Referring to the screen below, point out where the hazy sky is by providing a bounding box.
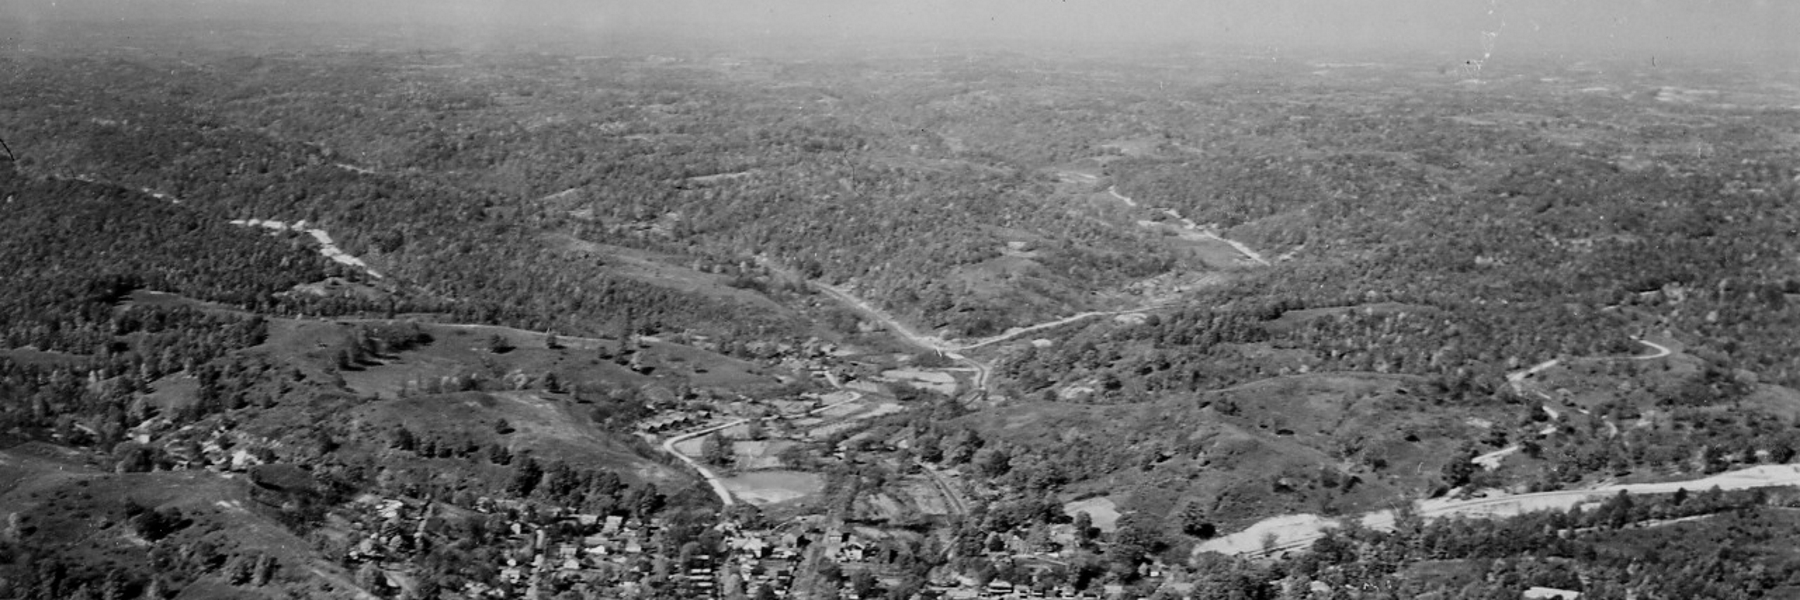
[3,0,1794,62]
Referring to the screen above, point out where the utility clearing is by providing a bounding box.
[230,218,384,278]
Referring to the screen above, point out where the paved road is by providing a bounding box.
[1201,337,1700,557]
[659,419,748,506]
[658,392,869,507]
[1201,464,1800,557]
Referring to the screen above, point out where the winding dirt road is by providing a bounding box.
[1506,338,1672,399]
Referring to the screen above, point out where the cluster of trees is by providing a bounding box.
[382,421,678,519]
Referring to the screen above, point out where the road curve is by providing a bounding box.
[1631,338,1673,360]
[1507,338,1671,399]
[659,392,869,507]
[660,419,748,506]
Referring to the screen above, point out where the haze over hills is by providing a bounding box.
[1,3,1799,600]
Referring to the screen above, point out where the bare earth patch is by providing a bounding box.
[719,470,825,506]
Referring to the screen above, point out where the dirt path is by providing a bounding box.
[1105,186,1270,266]
[918,461,968,516]
[1506,338,1672,399]
[1632,338,1673,360]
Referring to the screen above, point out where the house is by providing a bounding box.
[376,500,405,521]
[603,515,625,534]
[731,536,770,558]
[838,541,867,563]
[1522,588,1582,600]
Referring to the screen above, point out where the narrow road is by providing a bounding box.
[659,391,869,507]
[917,461,968,516]
[1106,186,1139,207]
[1631,338,1673,360]
[1506,338,1671,400]
[660,419,748,506]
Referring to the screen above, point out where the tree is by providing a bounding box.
[1108,512,1165,579]
[509,457,544,497]
[701,434,733,468]
[1180,502,1216,539]
[974,446,1012,478]
[391,426,418,451]
[1443,442,1478,488]
[487,333,514,354]
[850,571,878,598]
[1073,511,1096,541]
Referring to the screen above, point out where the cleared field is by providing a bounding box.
[733,440,797,470]
[352,390,690,486]
[1062,496,1122,533]
[719,470,824,506]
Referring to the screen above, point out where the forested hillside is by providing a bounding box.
[1,21,1798,600]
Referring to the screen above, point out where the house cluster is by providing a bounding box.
[636,410,706,434]
[478,505,686,598]
[714,520,848,599]
[934,580,1106,600]
[931,563,1183,600]
[342,497,434,565]
[153,424,278,473]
